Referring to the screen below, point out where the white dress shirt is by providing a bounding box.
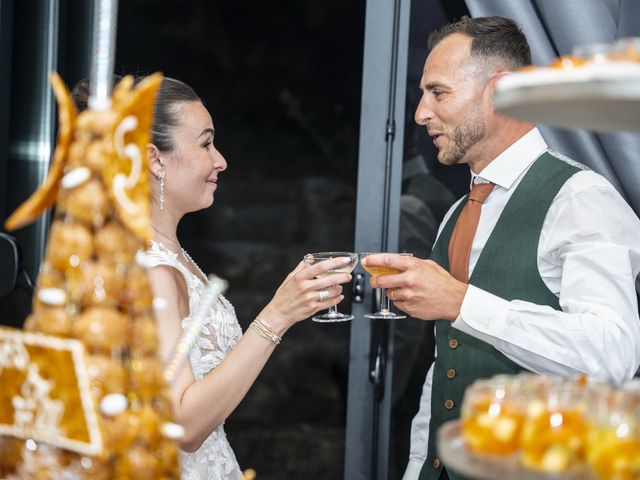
[403,128,640,480]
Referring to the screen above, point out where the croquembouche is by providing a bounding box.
[0,72,182,479]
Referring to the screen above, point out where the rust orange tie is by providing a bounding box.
[448,181,494,283]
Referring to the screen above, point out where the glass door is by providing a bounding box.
[344,1,411,478]
[345,1,470,479]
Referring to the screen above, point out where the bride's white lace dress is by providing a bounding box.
[146,240,244,480]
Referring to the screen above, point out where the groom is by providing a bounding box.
[363,15,640,480]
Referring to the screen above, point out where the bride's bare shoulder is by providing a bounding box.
[148,264,190,323]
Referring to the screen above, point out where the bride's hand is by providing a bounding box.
[259,257,353,332]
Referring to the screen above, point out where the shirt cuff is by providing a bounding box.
[402,459,425,480]
[452,284,511,336]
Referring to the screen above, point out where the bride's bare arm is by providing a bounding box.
[150,257,352,452]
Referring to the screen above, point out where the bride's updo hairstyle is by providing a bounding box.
[71,75,201,153]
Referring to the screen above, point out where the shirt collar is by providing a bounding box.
[470,128,548,190]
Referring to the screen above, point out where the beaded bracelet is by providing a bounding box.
[249,318,282,345]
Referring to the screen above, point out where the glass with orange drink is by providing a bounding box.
[586,384,640,480]
[519,379,590,473]
[360,252,412,319]
[461,375,526,456]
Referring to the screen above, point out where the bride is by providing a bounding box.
[74,77,352,479]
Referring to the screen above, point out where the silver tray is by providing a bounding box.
[437,421,594,480]
[493,73,640,133]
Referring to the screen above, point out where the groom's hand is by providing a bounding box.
[362,254,467,321]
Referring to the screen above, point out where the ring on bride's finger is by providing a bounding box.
[390,288,397,302]
[318,289,329,302]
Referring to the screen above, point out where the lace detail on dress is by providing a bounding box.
[147,240,244,480]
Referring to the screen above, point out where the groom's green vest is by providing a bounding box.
[419,151,584,480]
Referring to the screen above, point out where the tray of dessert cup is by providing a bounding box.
[493,39,640,133]
[437,420,594,480]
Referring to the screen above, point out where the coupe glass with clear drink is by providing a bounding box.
[303,252,359,322]
[360,252,413,319]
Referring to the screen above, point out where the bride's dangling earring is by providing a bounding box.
[159,170,166,210]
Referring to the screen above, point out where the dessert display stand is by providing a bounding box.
[437,421,594,480]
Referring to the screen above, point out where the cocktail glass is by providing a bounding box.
[360,252,413,319]
[303,252,359,322]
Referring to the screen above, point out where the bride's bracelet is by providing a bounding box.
[249,318,282,345]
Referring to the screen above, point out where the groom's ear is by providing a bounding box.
[147,143,163,177]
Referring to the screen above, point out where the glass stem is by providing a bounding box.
[328,304,338,316]
[380,288,390,313]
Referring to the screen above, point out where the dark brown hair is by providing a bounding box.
[428,16,532,70]
[71,75,201,152]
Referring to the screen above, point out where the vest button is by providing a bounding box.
[444,399,455,410]
[446,368,456,379]
[449,338,458,349]
[433,457,441,469]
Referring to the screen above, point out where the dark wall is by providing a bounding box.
[116,0,362,182]
[115,1,364,478]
